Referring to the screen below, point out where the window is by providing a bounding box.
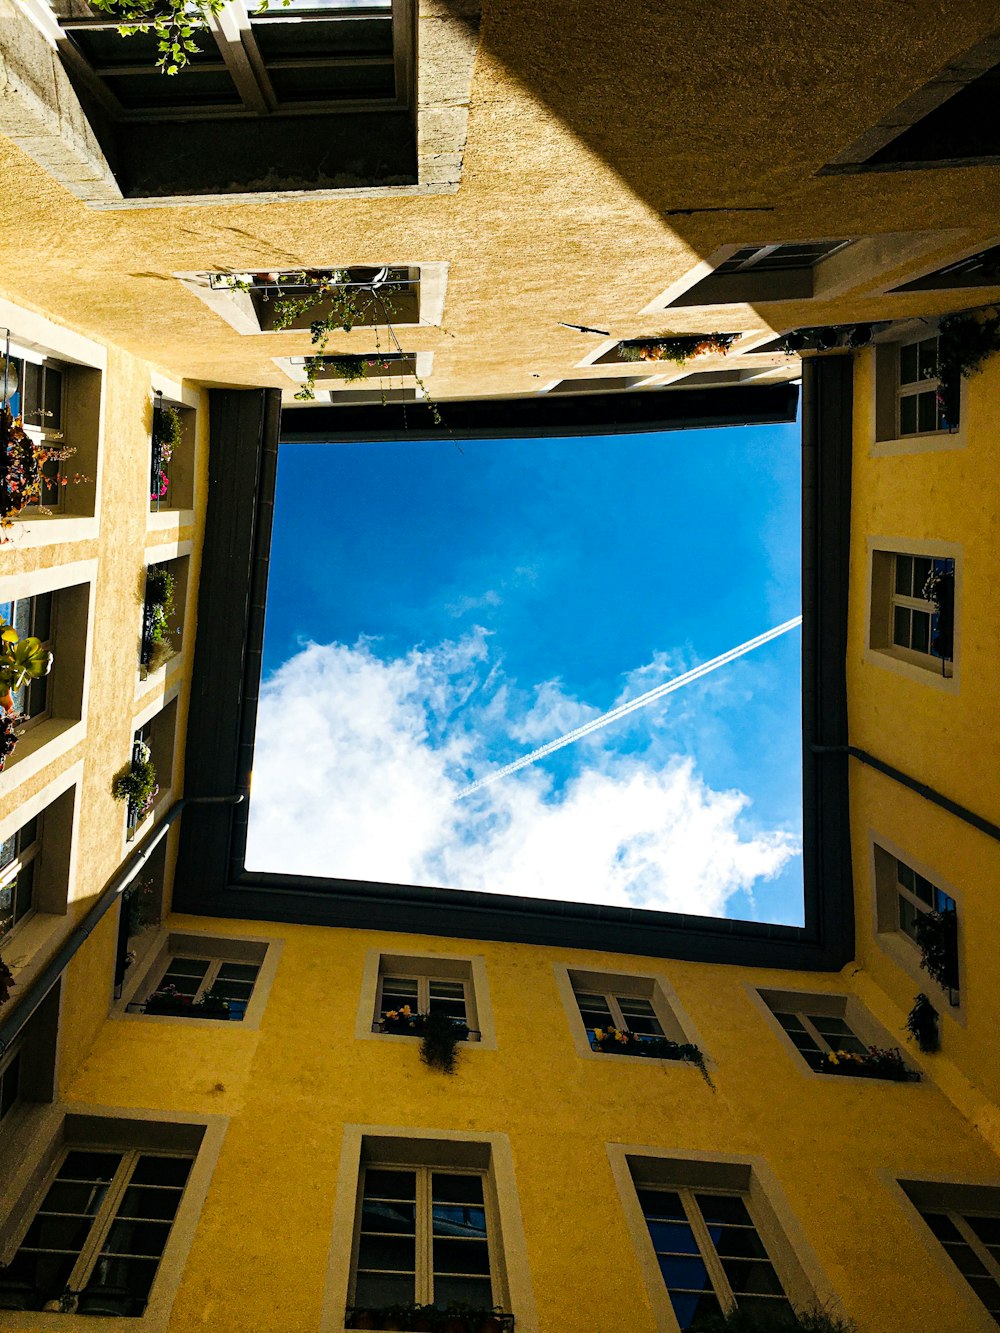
[0,1039,24,1126]
[901,1181,1000,1325]
[757,989,912,1080]
[0,813,41,942]
[638,1186,793,1330]
[557,966,694,1060]
[873,843,960,1003]
[868,547,957,679]
[0,983,59,1135]
[892,242,1000,293]
[39,0,417,198]
[4,356,66,512]
[658,239,853,307]
[0,594,54,727]
[124,697,179,838]
[362,952,492,1046]
[897,336,956,435]
[138,953,261,1021]
[0,1147,194,1316]
[139,558,189,681]
[121,933,276,1027]
[376,973,473,1037]
[350,1164,502,1315]
[211,265,421,332]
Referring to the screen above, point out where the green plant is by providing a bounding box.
[0,621,53,709]
[690,1305,855,1332]
[111,744,158,812]
[619,331,739,364]
[152,403,183,453]
[905,992,940,1053]
[0,955,14,1005]
[419,1009,465,1073]
[124,880,157,937]
[816,1046,912,1081]
[86,0,292,73]
[145,566,175,612]
[914,908,959,991]
[591,1027,713,1084]
[323,355,371,383]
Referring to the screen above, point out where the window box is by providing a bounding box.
[138,984,243,1021]
[150,396,183,512]
[590,1028,706,1070]
[345,1307,513,1332]
[813,1047,913,1081]
[758,988,917,1081]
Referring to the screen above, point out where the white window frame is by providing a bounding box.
[865,539,961,689]
[0,814,42,942]
[6,349,68,516]
[887,552,953,670]
[375,973,473,1034]
[358,950,495,1049]
[896,333,953,437]
[145,953,261,1007]
[571,985,664,1036]
[636,1182,793,1323]
[349,1162,502,1312]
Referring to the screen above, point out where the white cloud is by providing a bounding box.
[246,634,800,916]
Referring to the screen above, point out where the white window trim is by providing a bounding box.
[553,963,705,1064]
[116,930,282,1032]
[868,831,967,1022]
[895,333,953,438]
[374,972,476,1038]
[607,1145,839,1333]
[748,986,915,1082]
[355,949,496,1050]
[322,1125,538,1333]
[863,536,962,693]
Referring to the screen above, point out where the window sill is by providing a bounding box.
[871,428,965,457]
[863,644,958,692]
[146,507,195,533]
[4,514,99,547]
[0,719,84,796]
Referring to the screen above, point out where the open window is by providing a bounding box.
[656,241,854,307]
[149,394,195,518]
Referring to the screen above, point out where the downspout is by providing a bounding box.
[811,744,1000,844]
[0,794,244,1055]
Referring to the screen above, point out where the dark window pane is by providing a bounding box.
[60,1151,122,1182]
[695,1195,752,1226]
[432,1174,484,1205]
[42,369,62,432]
[658,1254,712,1290]
[40,1180,110,1217]
[964,1275,1000,1313]
[22,1213,94,1252]
[942,1241,988,1277]
[921,1211,962,1242]
[353,1272,414,1307]
[32,593,53,643]
[356,1233,415,1271]
[432,1237,491,1275]
[118,1186,183,1222]
[913,556,932,590]
[895,554,913,595]
[130,1156,192,1188]
[432,1275,493,1309]
[713,1227,769,1260]
[638,1189,686,1221]
[893,605,910,647]
[647,1221,700,1254]
[670,1287,721,1331]
[432,1204,486,1238]
[360,1200,415,1234]
[364,1169,416,1200]
[105,70,241,111]
[102,1219,172,1258]
[917,338,939,380]
[736,1295,794,1319]
[967,1216,1000,1246]
[85,1254,159,1309]
[911,610,931,654]
[251,15,392,59]
[268,63,395,102]
[899,343,919,385]
[918,390,938,433]
[899,896,921,940]
[899,394,918,435]
[722,1258,785,1295]
[216,963,259,982]
[0,1048,22,1119]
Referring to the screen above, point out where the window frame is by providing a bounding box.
[137,951,262,1020]
[865,539,961,688]
[0,593,56,730]
[117,931,281,1031]
[555,965,701,1063]
[607,1146,833,1333]
[897,1177,1000,1332]
[357,951,495,1050]
[349,1161,502,1313]
[895,334,954,437]
[374,972,476,1039]
[752,987,915,1081]
[871,836,963,1011]
[0,812,42,943]
[0,1108,226,1333]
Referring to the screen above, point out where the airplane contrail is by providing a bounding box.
[457,616,802,798]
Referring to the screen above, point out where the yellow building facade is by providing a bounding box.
[2,3,1000,1331]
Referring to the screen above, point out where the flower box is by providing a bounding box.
[816,1047,913,1081]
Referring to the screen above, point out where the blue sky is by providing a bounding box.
[247,419,804,925]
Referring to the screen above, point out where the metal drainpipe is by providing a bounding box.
[0,794,244,1055]
[811,744,1000,844]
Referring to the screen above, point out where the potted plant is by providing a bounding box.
[921,564,955,664]
[141,565,177,674]
[590,1027,711,1083]
[816,1046,913,1081]
[144,984,193,1017]
[0,955,14,1005]
[936,303,1000,425]
[111,741,159,826]
[618,331,739,364]
[906,992,940,1053]
[1,405,86,532]
[0,617,53,769]
[418,1010,467,1073]
[914,907,959,993]
[150,401,183,505]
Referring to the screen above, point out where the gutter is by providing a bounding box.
[811,744,1000,844]
[0,794,243,1055]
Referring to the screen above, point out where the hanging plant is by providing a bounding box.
[914,909,960,992]
[619,332,740,364]
[773,324,878,355]
[85,0,295,74]
[419,1010,466,1073]
[112,742,158,816]
[1,407,88,534]
[921,564,955,662]
[0,711,18,772]
[905,993,940,1053]
[0,955,14,1005]
[124,879,157,938]
[141,566,177,673]
[150,402,182,504]
[935,304,1000,425]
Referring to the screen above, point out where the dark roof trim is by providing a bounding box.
[176,379,855,970]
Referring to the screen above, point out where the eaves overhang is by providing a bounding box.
[175,373,855,972]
